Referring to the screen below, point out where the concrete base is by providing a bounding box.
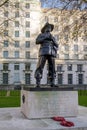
[21,87,78,119]
[0,107,87,130]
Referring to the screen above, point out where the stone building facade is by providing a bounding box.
[0,0,87,87]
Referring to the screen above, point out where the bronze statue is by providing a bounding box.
[35,22,58,87]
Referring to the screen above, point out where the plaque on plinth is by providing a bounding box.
[21,86,78,119]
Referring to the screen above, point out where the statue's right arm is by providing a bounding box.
[36,34,46,44]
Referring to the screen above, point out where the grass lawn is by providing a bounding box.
[0,90,20,108]
[78,90,87,107]
[0,90,87,108]
[0,96,20,107]
[78,95,87,107]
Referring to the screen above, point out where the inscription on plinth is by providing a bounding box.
[21,87,78,119]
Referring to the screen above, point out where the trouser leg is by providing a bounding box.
[35,56,46,87]
[47,56,56,87]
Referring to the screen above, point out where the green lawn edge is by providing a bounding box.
[0,90,87,108]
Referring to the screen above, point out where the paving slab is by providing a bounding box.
[0,106,87,130]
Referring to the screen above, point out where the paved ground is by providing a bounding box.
[0,106,87,130]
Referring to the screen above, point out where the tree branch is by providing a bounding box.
[0,0,9,7]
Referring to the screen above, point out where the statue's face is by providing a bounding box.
[44,26,51,32]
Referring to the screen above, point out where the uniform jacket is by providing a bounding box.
[36,32,58,57]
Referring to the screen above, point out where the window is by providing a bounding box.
[54,17,58,22]
[58,74,62,84]
[14,73,20,83]
[14,64,19,70]
[26,21,30,27]
[64,54,69,59]
[15,2,19,8]
[4,30,8,36]
[3,63,9,71]
[14,41,19,47]
[57,64,63,72]
[74,45,78,52]
[55,26,58,31]
[25,63,31,70]
[73,54,78,59]
[78,74,83,84]
[15,31,19,37]
[67,64,72,71]
[25,73,31,84]
[68,74,73,84]
[45,16,48,22]
[77,64,83,72]
[64,35,68,41]
[4,11,8,17]
[84,54,87,59]
[84,45,87,51]
[25,3,30,8]
[15,11,19,17]
[3,73,8,84]
[73,36,78,41]
[25,51,30,59]
[4,40,8,47]
[15,21,19,27]
[14,51,19,58]
[26,12,30,18]
[54,35,59,40]
[4,2,9,7]
[64,26,69,32]
[4,20,8,27]
[82,35,87,41]
[25,41,30,48]
[64,45,69,51]
[3,51,8,58]
[26,31,30,37]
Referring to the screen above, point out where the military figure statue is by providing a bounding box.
[34,22,58,87]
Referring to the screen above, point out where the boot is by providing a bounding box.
[50,78,55,87]
[51,83,55,87]
[36,78,40,88]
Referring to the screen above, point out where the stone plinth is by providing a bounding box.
[21,87,78,119]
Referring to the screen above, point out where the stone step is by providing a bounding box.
[0,107,87,130]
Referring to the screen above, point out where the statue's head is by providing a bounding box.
[41,22,54,33]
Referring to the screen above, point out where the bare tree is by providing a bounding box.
[41,0,87,10]
[0,0,25,46]
[41,0,87,44]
